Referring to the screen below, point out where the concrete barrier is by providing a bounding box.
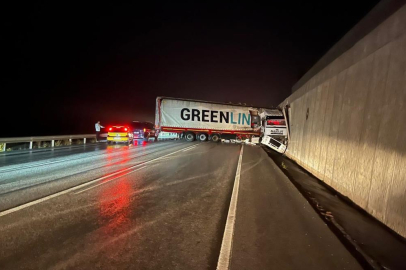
[280,3,406,237]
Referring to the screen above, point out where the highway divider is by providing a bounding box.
[0,134,107,152]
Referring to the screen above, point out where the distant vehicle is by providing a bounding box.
[154,97,265,142]
[107,126,134,144]
[131,121,157,141]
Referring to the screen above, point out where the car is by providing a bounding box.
[107,125,134,144]
[131,121,157,141]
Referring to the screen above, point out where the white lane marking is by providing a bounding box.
[0,148,129,173]
[74,166,147,194]
[182,145,198,152]
[216,145,244,270]
[0,144,199,217]
[75,166,147,194]
[0,140,175,173]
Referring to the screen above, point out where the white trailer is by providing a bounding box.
[155,97,264,142]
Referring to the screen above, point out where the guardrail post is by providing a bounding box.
[2,143,6,152]
[51,140,55,147]
[29,141,33,149]
[83,138,86,144]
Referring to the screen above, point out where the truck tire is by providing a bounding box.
[198,133,208,141]
[211,134,220,142]
[185,132,196,142]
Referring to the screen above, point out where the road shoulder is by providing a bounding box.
[229,145,362,270]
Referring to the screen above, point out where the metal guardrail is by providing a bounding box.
[0,134,106,152]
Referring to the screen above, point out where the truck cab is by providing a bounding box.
[259,110,288,153]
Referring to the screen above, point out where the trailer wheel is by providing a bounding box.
[198,133,208,141]
[185,132,196,142]
[211,134,220,142]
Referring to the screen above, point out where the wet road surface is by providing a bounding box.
[0,141,362,269]
[265,147,406,270]
[230,146,362,270]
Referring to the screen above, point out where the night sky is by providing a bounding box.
[3,1,379,137]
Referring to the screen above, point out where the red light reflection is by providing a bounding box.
[99,178,133,235]
[132,140,148,147]
[105,144,132,167]
[98,146,134,233]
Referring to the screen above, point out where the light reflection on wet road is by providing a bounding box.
[99,177,132,233]
[0,141,363,269]
[0,141,238,269]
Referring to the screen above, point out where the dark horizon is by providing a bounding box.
[3,1,379,137]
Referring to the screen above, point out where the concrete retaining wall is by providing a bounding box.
[280,4,406,237]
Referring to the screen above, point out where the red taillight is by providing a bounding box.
[143,128,146,132]
[124,128,128,131]
[109,127,112,131]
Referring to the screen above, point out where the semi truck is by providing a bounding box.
[155,96,287,153]
[155,97,265,142]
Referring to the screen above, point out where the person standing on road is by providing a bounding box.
[95,121,104,142]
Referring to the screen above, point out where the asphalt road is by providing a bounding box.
[0,141,362,269]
